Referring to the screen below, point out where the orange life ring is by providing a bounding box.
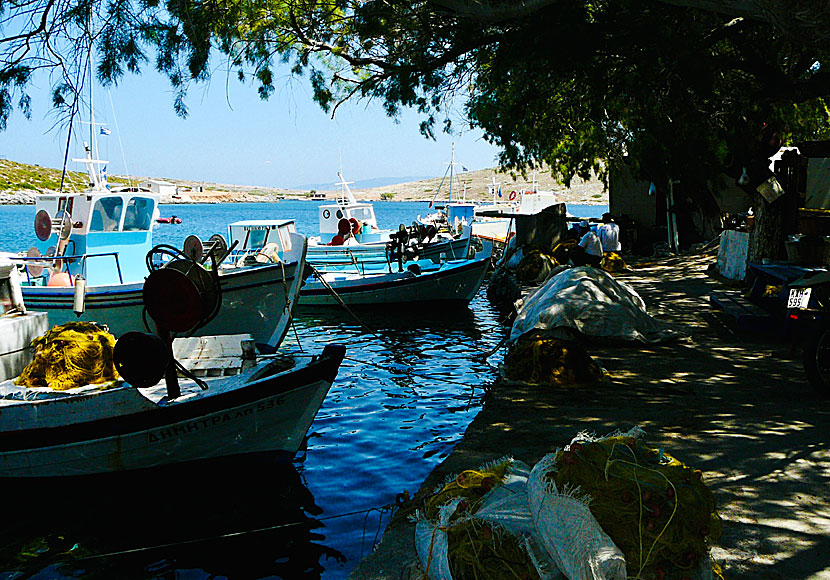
[509,190,517,201]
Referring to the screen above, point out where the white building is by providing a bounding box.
[139,179,178,197]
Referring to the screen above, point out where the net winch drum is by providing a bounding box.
[182,234,229,264]
[34,209,72,243]
[142,259,219,333]
[113,331,171,388]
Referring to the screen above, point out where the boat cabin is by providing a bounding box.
[518,191,560,215]
[29,191,159,286]
[227,220,298,260]
[446,203,476,234]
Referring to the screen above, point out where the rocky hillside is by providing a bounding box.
[0,158,607,205]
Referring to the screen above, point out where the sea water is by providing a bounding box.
[0,200,607,579]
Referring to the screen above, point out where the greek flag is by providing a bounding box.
[101,165,110,189]
[100,127,111,136]
[462,165,468,172]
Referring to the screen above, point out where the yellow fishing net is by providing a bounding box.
[550,240,577,265]
[501,331,604,386]
[516,249,558,283]
[423,461,540,580]
[601,251,627,273]
[548,435,723,580]
[15,322,120,391]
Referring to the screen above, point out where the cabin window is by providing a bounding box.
[353,207,372,220]
[247,229,268,249]
[57,197,74,217]
[123,197,154,231]
[89,197,124,232]
[279,227,291,252]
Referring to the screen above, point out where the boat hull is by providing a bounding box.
[20,259,303,347]
[299,256,490,306]
[307,236,470,268]
[0,345,345,478]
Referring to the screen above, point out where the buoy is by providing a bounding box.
[73,275,86,316]
[48,271,72,287]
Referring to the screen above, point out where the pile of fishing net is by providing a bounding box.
[516,250,560,284]
[550,240,578,266]
[415,427,724,580]
[546,429,723,579]
[416,459,555,580]
[601,252,627,273]
[15,322,120,391]
[500,330,603,386]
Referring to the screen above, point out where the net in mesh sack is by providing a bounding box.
[546,428,723,580]
[416,459,556,580]
[15,322,120,391]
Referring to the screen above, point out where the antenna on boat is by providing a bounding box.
[68,7,109,191]
[336,171,357,205]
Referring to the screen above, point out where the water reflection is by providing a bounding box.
[0,457,342,579]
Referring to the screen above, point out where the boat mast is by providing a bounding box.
[336,171,357,205]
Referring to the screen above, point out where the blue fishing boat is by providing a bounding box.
[300,236,493,307]
[3,150,306,348]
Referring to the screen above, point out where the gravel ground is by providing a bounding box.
[348,253,830,580]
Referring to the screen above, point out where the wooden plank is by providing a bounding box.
[709,291,775,332]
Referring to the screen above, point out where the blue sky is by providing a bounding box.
[0,67,502,190]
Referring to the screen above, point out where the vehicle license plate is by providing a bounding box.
[787,287,812,309]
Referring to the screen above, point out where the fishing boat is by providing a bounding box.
[0,240,343,479]
[299,240,493,307]
[3,177,307,348]
[0,334,345,478]
[418,150,560,246]
[307,172,471,265]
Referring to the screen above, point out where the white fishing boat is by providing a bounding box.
[4,157,306,349]
[307,172,471,265]
[300,241,492,307]
[0,336,346,478]
[419,153,560,245]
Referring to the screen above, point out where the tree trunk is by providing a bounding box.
[747,192,787,261]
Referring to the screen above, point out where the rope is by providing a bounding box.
[343,355,484,391]
[306,264,385,340]
[70,503,397,563]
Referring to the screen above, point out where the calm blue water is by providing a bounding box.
[0,200,607,580]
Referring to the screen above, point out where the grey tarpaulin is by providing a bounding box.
[510,266,686,343]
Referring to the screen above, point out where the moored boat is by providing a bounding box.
[0,336,345,478]
[300,240,493,307]
[307,172,471,265]
[5,181,307,348]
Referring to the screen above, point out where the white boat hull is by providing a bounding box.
[0,345,345,478]
[307,235,471,267]
[300,256,490,306]
[20,258,304,347]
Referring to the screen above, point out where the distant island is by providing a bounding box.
[0,158,607,205]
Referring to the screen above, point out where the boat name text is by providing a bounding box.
[147,397,286,442]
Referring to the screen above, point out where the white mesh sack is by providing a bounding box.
[414,459,563,580]
[415,497,459,580]
[528,452,627,580]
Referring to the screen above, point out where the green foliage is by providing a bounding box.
[0,159,90,192]
[380,191,394,200]
[3,0,830,192]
